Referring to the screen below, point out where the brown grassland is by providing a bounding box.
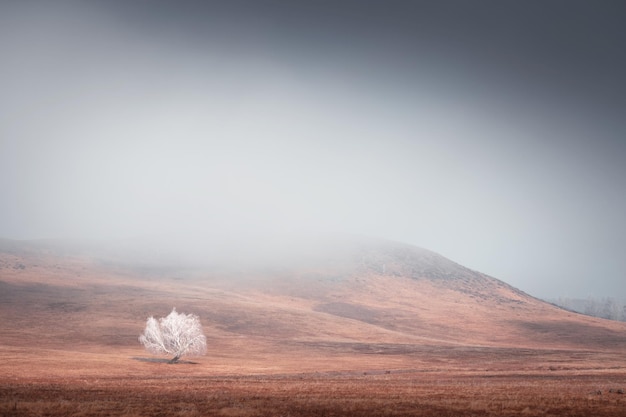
[1,239,625,416]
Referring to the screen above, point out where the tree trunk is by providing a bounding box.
[168,355,180,364]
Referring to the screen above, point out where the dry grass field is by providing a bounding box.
[1,238,625,416]
[3,368,626,416]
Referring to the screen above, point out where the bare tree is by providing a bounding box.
[139,308,207,363]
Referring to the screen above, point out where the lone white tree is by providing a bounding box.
[139,308,207,363]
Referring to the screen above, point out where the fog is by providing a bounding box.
[1,1,625,298]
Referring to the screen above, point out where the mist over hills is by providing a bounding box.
[549,296,626,322]
[2,233,626,360]
[0,233,530,303]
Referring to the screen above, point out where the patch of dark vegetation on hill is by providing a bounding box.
[0,281,85,307]
[208,307,311,338]
[47,301,88,313]
[313,302,413,332]
[512,320,626,349]
[314,302,389,326]
[289,341,586,360]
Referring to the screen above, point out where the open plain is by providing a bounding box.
[1,237,625,416]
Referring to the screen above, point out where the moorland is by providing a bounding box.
[1,236,625,416]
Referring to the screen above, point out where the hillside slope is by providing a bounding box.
[1,236,625,376]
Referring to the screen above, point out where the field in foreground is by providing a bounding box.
[2,327,625,416]
[2,366,626,417]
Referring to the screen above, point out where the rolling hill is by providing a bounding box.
[1,235,625,377]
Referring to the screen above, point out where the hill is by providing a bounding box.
[1,235,625,378]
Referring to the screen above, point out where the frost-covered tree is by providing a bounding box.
[139,308,207,363]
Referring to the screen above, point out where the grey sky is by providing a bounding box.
[1,1,625,298]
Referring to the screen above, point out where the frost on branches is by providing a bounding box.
[139,308,207,363]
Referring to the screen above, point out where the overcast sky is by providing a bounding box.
[1,0,625,298]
